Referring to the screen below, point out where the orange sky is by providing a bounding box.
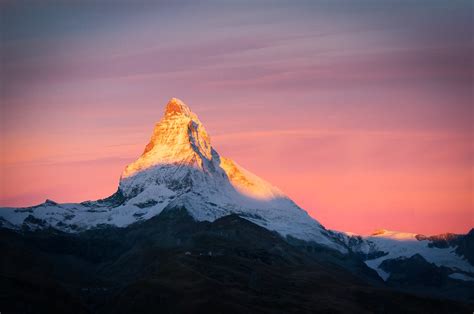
[1,1,472,235]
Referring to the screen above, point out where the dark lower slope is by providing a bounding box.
[380,254,474,301]
[0,208,471,314]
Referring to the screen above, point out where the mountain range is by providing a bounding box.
[1,98,473,313]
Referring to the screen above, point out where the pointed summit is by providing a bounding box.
[121,98,212,180]
[164,98,194,118]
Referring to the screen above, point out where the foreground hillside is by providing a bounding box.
[1,208,471,314]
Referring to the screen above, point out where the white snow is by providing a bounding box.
[449,273,474,282]
[354,230,474,280]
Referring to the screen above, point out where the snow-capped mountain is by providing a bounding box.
[0,98,343,251]
[0,98,472,281]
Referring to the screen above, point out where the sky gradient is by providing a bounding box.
[1,1,472,235]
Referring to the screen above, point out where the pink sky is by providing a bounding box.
[1,1,472,235]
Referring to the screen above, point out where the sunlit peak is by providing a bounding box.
[165,97,193,118]
[120,98,286,203]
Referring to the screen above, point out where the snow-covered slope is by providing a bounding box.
[0,98,344,251]
[345,229,474,281]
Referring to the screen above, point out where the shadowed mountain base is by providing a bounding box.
[1,208,471,314]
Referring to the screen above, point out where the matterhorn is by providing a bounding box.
[0,98,343,250]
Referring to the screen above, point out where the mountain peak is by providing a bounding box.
[0,97,345,252]
[121,98,211,179]
[103,98,337,250]
[119,98,292,204]
[165,97,193,118]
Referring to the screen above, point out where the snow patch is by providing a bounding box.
[449,273,474,282]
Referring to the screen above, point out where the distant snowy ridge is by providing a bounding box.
[344,228,474,281]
